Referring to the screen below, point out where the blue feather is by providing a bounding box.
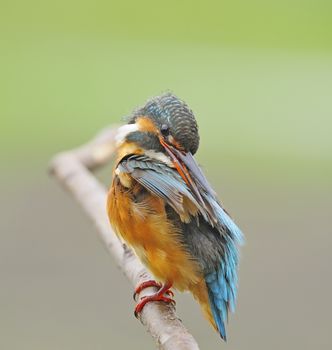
[205,202,244,340]
[211,200,244,245]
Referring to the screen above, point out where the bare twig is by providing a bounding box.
[49,126,200,350]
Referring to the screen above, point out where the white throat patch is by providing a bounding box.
[115,124,139,146]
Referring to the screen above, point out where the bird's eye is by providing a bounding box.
[160,124,170,136]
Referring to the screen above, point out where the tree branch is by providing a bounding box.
[49,126,200,350]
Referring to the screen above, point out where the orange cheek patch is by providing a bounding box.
[136,116,159,134]
[115,141,143,164]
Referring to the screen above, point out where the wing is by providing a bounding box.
[117,154,239,230]
[117,154,202,222]
[117,153,243,248]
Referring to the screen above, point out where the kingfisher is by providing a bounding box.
[107,93,243,341]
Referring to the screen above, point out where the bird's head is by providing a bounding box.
[117,93,199,154]
[116,93,215,197]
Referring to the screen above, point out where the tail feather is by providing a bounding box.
[189,199,243,340]
[205,270,228,340]
[190,280,223,337]
[205,206,244,340]
[191,249,239,341]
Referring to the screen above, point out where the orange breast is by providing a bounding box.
[107,176,201,291]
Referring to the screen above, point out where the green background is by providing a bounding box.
[1,1,331,349]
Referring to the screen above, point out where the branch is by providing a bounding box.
[49,126,200,350]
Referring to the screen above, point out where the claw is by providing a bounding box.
[134,294,176,318]
[133,280,161,301]
[133,281,175,317]
[165,289,174,297]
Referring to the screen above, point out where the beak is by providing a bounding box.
[159,138,216,200]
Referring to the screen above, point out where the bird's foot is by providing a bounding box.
[134,281,175,318]
[133,280,174,300]
[133,280,161,300]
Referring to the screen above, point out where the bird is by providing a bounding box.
[107,93,244,341]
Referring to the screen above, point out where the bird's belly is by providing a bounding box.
[107,183,201,290]
[133,240,200,291]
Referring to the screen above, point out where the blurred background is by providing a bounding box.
[1,1,331,349]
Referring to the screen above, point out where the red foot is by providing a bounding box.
[134,281,175,318]
[133,280,161,300]
[133,280,174,300]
